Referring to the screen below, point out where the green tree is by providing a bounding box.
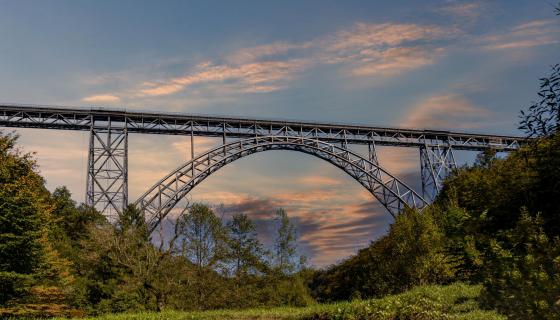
[0,132,48,304]
[226,213,267,276]
[519,64,560,137]
[177,203,227,270]
[480,210,560,319]
[176,203,228,309]
[273,208,298,274]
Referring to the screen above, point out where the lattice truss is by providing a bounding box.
[135,136,428,233]
[420,145,457,202]
[0,104,526,224]
[86,120,128,220]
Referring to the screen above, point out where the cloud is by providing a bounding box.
[139,59,309,96]
[227,41,313,64]
[213,192,393,266]
[299,175,342,186]
[82,94,121,103]
[322,22,454,77]
[325,22,452,52]
[83,22,457,99]
[438,2,482,19]
[400,93,493,130]
[482,19,560,50]
[350,47,442,76]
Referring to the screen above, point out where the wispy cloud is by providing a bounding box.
[83,22,457,101]
[139,59,309,96]
[482,19,560,50]
[438,2,482,19]
[400,93,492,130]
[82,94,121,103]
[227,41,313,64]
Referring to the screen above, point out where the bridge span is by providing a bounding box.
[0,103,526,232]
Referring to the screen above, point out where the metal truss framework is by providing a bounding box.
[0,104,523,150]
[135,136,428,233]
[85,118,128,220]
[0,103,528,223]
[420,144,457,202]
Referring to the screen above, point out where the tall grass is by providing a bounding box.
[52,283,504,320]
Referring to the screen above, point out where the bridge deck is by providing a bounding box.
[0,103,526,151]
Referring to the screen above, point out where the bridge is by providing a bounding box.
[0,103,525,232]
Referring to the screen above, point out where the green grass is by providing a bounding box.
[57,283,504,320]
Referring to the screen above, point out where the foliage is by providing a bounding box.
[438,132,560,237]
[226,213,268,276]
[310,207,456,302]
[177,203,228,270]
[520,64,560,137]
[0,132,47,304]
[479,210,560,319]
[274,208,299,275]
[53,283,503,320]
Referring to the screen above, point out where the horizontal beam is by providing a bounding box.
[0,103,527,151]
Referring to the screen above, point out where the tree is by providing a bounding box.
[519,64,560,137]
[480,210,560,319]
[0,132,48,304]
[177,203,227,270]
[176,203,228,309]
[226,213,267,276]
[273,209,298,275]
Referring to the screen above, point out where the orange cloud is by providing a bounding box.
[299,175,342,186]
[82,94,121,103]
[326,22,452,51]
[139,59,309,96]
[482,19,560,50]
[111,22,457,98]
[350,47,441,76]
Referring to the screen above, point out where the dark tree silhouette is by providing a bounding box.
[519,64,560,137]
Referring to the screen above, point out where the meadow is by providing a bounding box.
[57,283,504,320]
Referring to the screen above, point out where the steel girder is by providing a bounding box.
[85,118,128,220]
[135,136,428,233]
[0,103,525,151]
[420,144,457,202]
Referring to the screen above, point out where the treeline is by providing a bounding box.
[0,133,312,317]
[310,81,560,320]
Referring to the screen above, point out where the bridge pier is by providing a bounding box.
[85,117,128,219]
[419,144,457,202]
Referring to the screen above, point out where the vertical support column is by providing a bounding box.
[420,143,457,202]
[85,116,128,221]
[368,140,378,164]
[222,122,227,156]
[190,121,195,177]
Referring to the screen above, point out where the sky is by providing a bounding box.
[1,0,559,266]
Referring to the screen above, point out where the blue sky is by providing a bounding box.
[1,0,559,265]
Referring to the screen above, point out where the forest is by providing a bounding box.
[2,6,560,320]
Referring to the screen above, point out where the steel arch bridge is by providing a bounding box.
[0,103,527,232]
[135,136,427,233]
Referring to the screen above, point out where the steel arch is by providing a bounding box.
[135,136,428,233]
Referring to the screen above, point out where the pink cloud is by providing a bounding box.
[400,93,493,130]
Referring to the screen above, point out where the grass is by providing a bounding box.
[50,283,504,320]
